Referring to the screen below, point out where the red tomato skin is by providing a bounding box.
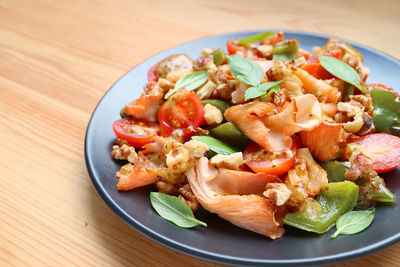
[147,62,159,83]
[158,91,204,140]
[302,63,334,80]
[112,118,159,148]
[226,41,239,55]
[351,133,400,173]
[244,141,296,176]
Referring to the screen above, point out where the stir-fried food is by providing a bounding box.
[111,31,400,239]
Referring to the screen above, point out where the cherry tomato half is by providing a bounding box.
[147,62,160,83]
[226,40,239,55]
[244,140,297,176]
[112,118,159,148]
[348,133,400,173]
[302,63,334,80]
[158,90,204,139]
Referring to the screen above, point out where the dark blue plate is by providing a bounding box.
[85,31,400,266]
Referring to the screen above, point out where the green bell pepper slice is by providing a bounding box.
[283,181,359,234]
[319,161,351,182]
[357,175,396,208]
[212,49,225,66]
[371,88,400,136]
[201,99,230,115]
[272,39,299,62]
[319,160,396,208]
[210,122,251,150]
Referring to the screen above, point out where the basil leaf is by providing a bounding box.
[164,71,208,99]
[225,55,264,86]
[150,192,207,228]
[244,86,265,101]
[237,31,276,45]
[244,79,284,101]
[319,56,366,93]
[191,135,239,155]
[331,208,375,238]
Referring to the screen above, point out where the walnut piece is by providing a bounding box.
[178,184,199,212]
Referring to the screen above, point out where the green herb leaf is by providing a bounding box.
[150,192,207,228]
[191,135,239,155]
[244,86,265,101]
[244,79,283,101]
[225,55,264,86]
[331,208,375,238]
[164,71,208,99]
[237,31,276,45]
[212,49,224,66]
[319,56,366,93]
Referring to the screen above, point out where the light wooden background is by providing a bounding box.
[1,0,399,266]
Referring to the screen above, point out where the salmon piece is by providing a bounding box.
[294,68,341,103]
[283,94,323,135]
[142,136,167,154]
[116,148,169,191]
[300,122,346,162]
[225,101,292,152]
[187,158,285,239]
[279,75,304,97]
[321,103,338,118]
[125,87,164,122]
[116,163,164,191]
[207,168,281,195]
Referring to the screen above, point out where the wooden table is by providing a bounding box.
[1,0,399,266]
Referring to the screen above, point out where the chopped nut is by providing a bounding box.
[166,69,192,83]
[203,104,223,125]
[263,183,292,206]
[256,44,273,57]
[349,95,373,115]
[344,143,374,181]
[196,79,216,100]
[293,56,307,68]
[156,181,178,195]
[200,48,214,58]
[178,183,199,212]
[184,140,209,158]
[193,55,217,71]
[112,144,137,163]
[157,78,174,93]
[210,152,245,170]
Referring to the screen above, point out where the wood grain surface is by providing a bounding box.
[1,0,399,266]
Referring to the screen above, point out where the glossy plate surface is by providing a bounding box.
[85,31,400,266]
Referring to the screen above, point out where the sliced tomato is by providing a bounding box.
[327,49,343,59]
[368,83,400,99]
[348,133,400,173]
[302,63,334,80]
[226,40,239,55]
[244,140,296,176]
[158,90,204,139]
[147,62,159,83]
[112,118,159,148]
